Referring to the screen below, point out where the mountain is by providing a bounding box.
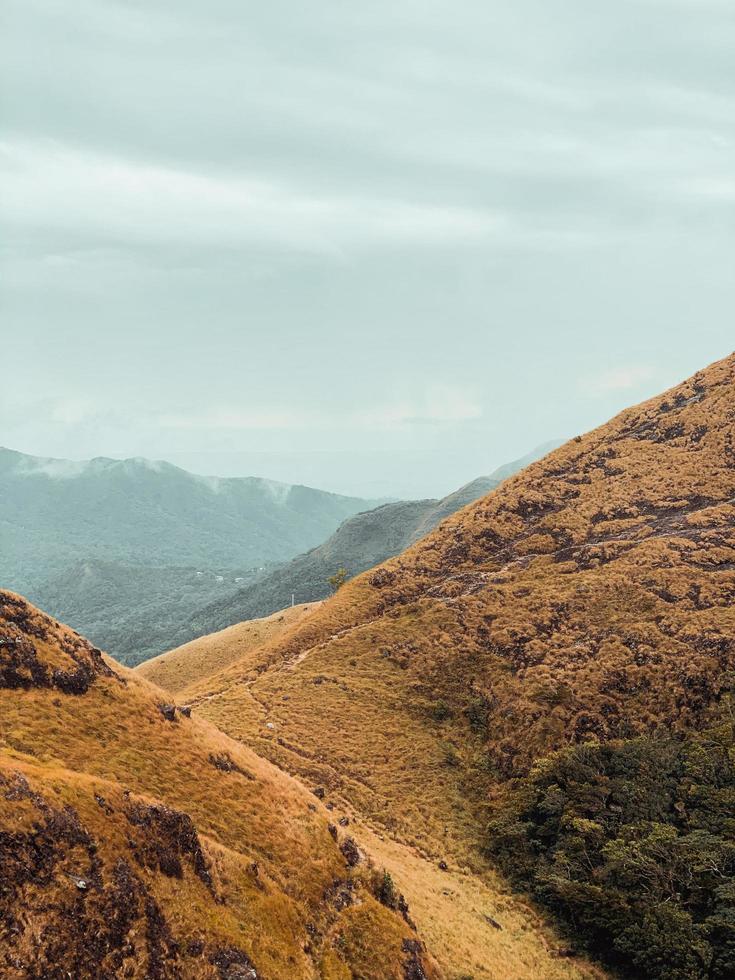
[146,354,735,979]
[32,560,268,667]
[171,445,559,648]
[0,590,439,979]
[0,447,380,598]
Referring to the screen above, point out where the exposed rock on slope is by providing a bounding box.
[0,591,437,980]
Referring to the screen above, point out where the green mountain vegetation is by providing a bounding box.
[32,560,270,666]
[488,717,735,980]
[0,447,380,598]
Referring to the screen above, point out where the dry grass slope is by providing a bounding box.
[138,602,321,695]
[152,353,735,977]
[0,591,438,980]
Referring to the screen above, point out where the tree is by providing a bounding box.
[328,567,349,593]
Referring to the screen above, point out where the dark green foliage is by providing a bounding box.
[429,699,453,722]
[376,870,398,908]
[464,695,490,734]
[328,567,350,593]
[486,727,735,979]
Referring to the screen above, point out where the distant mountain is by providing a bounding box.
[0,447,380,598]
[32,559,269,666]
[170,443,559,647]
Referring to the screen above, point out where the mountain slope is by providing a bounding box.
[0,448,379,599]
[153,354,735,978]
[0,591,437,980]
[173,445,559,646]
[138,601,322,695]
[31,560,268,666]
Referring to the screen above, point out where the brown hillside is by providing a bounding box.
[174,353,735,859]
[0,591,439,980]
[137,601,321,695]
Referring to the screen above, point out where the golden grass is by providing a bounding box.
[137,601,321,695]
[0,592,435,979]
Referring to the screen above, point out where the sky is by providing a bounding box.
[2,0,734,498]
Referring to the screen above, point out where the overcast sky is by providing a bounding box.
[2,0,733,497]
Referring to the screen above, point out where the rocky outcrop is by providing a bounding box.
[0,592,117,694]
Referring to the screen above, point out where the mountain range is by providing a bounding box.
[0,447,380,598]
[2,444,555,664]
[0,448,381,663]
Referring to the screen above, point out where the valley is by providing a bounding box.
[3,355,735,978]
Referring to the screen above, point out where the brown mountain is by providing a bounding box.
[147,353,735,979]
[0,591,439,980]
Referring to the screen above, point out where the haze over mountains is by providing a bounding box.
[0,447,380,594]
[148,354,735,980]
[0,447,381,660]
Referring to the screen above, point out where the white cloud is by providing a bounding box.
[580,365,656,396]
[157,386,482,433]
[0,138,503,254]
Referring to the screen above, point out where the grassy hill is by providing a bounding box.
[138,601,322,695]
[0,590,438,980]
[147,354,735,979]
[171,446,559,648]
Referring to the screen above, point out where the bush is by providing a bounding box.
[429,699,452,722]
[486,726,735,979]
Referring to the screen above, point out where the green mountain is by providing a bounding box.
[0,447,382,659]
[32,560,270,666]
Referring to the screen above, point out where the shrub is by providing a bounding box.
[486,726,735,979]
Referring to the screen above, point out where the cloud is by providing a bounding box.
[156,387,482,433]
[0,138,503,254]
[580,365,656,396]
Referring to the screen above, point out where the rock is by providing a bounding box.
[338,816,349,827]
[484,913,502,930]
[313,787,325,800]
[157,703,177,722]
[209,946,259,979]
[328,823,338,840]
[438,860,448,871]
[179,705,192,718]
[208,753,254,780]
[339,836,360,867]
[402,938,428,980]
